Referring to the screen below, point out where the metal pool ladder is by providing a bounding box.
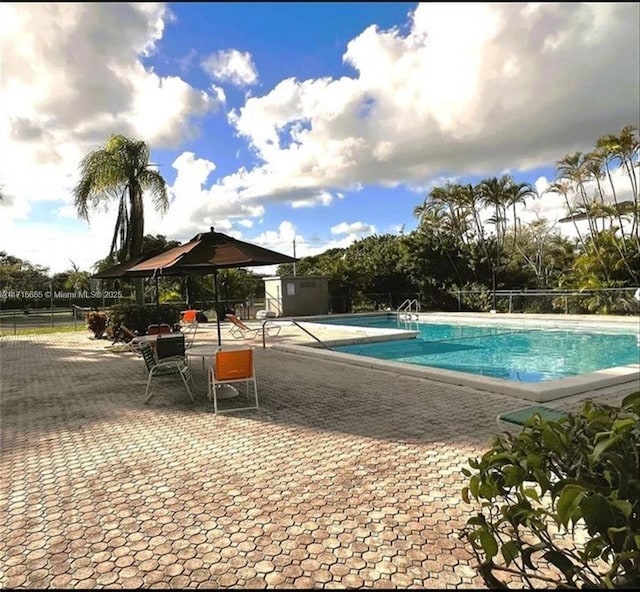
[397,298,420,321]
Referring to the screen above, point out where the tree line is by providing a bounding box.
[275,124,638,314]
[1,125,637,314]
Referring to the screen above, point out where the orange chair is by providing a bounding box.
[208,345,258,415]
[181,309,198,324]
[147,323,171,335]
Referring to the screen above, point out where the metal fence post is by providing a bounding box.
[50,281,54,328]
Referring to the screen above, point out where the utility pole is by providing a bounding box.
[293,237,297,277]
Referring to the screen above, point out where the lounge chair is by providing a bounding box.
[497,405,567,430]
[181,309,198,324]
[208,344,259,415]
[113,324,145,354]
[180,309,199,332]
[140,342,194,403]
[226,313,281,340]
[180,322,198,349]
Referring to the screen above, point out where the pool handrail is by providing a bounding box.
[397,298,420,320]
[261,318,332,350]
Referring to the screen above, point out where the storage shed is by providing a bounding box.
[263,276,329,317]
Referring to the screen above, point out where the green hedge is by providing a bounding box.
[106,303,182,337]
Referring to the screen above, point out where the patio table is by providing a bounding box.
[186,345,217,371]
[186,345,239,400]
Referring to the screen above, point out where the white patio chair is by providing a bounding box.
[140,342,194,403]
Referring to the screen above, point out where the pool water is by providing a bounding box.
[314,315,639,383]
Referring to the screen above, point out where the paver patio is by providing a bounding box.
[0,324,633,589]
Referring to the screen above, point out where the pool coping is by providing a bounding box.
[274,313,640,403]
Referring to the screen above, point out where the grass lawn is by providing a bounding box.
[0,324,88,337]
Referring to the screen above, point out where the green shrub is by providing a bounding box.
[461,392,640,589]
[106,303,182,336]
[86,310,108,338]
[456,283,493,312]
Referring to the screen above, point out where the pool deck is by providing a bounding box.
[1,320,637,589]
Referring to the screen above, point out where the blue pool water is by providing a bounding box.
[313,315,639,383]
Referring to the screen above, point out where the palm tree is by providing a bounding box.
[73,134,169,262]
[64,261,91,292]
[610,125,639,238]
[478,176,512,310]
[504,179,537,248]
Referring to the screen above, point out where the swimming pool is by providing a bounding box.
[313,314,638,383]
[278,313,640,402]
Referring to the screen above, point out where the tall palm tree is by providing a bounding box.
[478,176,513,310]
[478,176,512,248]
[73,134,169,262]
[504,179,537,247]
[610,125,639,238]
[555,152,599,235]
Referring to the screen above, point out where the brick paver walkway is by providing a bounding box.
[0,327,632,589]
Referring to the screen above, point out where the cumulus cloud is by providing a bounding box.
[0,3,217,222]
[291,191,334,209]
[0,3,226,272]
[2,2,638,273]
[201,49,258,86]
[331,221,377,236]
[227,2,638,202]
[125,2,640,253]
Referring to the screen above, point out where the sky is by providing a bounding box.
[1,2,638,276]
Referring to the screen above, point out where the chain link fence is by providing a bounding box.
[2,287,638,336]
[450,287,640,315]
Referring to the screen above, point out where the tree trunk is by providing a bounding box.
[129,183,145,305]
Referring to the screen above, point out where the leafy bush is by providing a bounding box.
[86,310,108,338]
[106,303,182,336]
[461,392,640,589]
[455,283,493,312]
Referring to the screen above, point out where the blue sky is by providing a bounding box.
[1,2,638,274]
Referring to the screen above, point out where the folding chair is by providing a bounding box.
[140,342,194,403]
[208,344,259,414]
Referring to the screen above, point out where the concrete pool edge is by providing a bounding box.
[272,341,640,403]
[297,311,640,332]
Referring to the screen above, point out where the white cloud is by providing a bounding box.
[0,2,226,272]
[330,221,377,236]
[210,84,227,104]
[201,49,258,86]
[226,2,638,202]
[0,3,217,226]
[1,2,638,274]
[291,191,334,209]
